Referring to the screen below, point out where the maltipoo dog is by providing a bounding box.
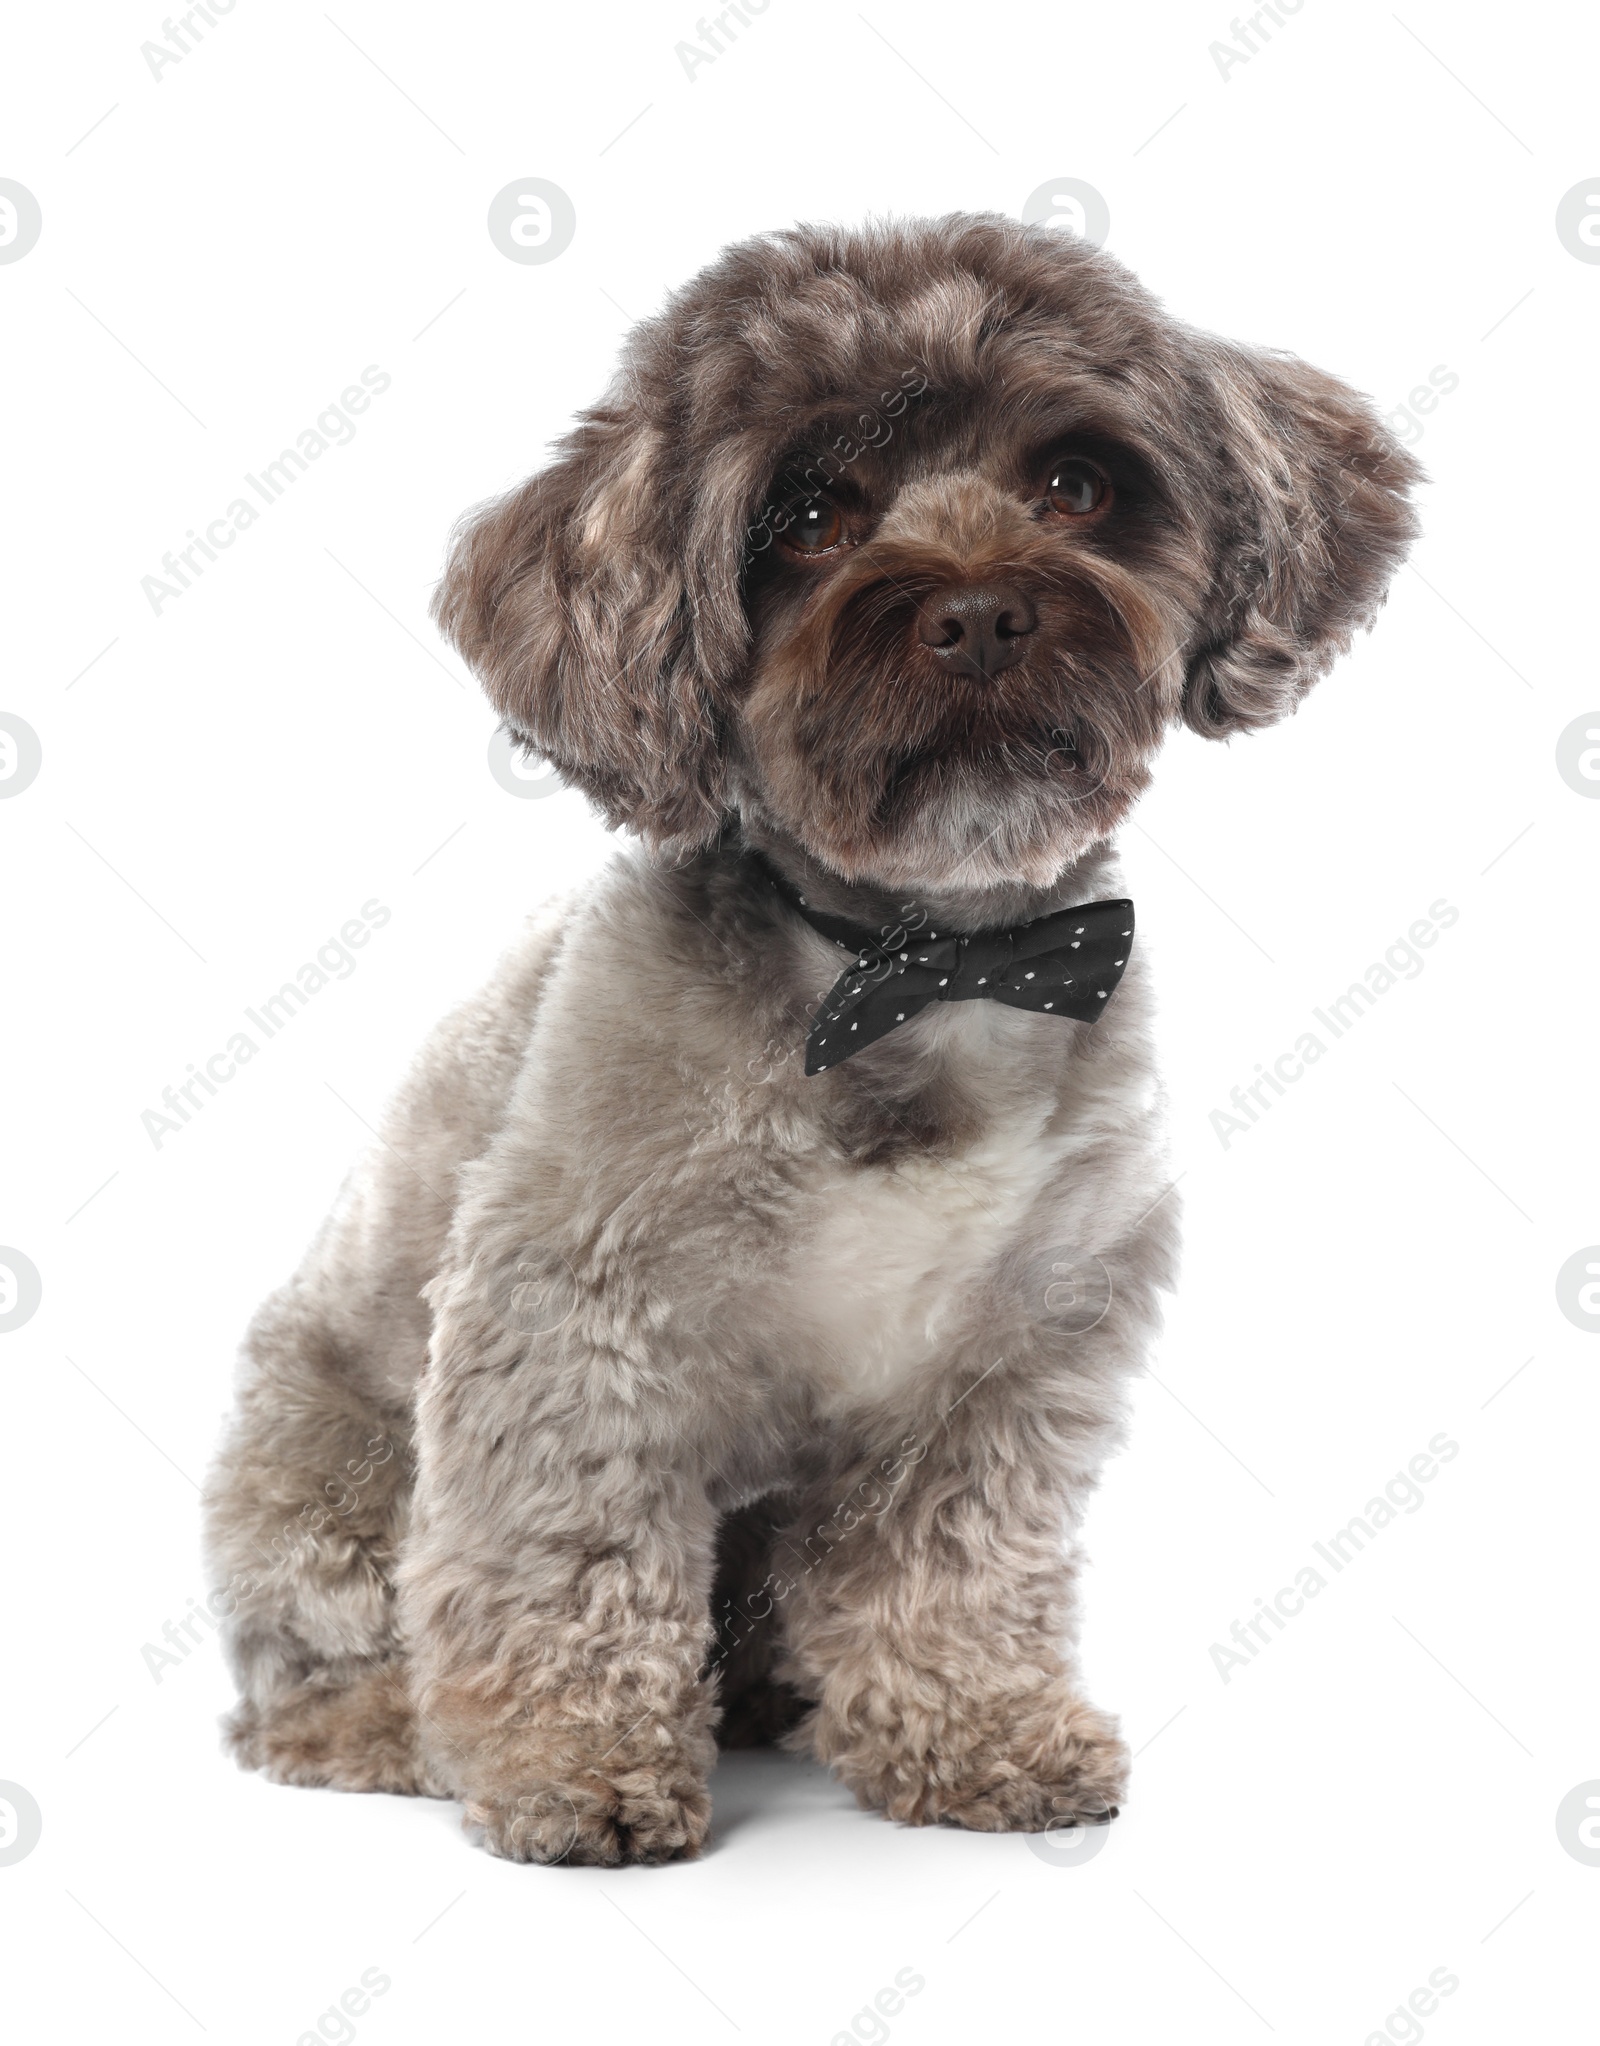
[202,215,1418,1863]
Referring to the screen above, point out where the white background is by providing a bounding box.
[3,0,1597,2040]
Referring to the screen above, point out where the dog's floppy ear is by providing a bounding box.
[432,396,738,855]
[1180,345,1422,739]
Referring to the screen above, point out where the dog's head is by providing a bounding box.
[435,215,1420,889]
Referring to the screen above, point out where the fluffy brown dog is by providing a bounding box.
[202,215,1419,1864]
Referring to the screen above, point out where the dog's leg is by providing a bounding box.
[773,1409,1129,1833]
[202,908,569,1797]
[402,1263,722,1865]
[201,1296,441,1795]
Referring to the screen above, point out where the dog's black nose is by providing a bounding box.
[916,582,1038,680]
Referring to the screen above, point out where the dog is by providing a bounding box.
[201,214,1419,1865]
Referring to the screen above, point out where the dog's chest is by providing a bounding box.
[759,1074,1070,1415]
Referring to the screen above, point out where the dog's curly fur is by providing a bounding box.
[202,215,1420,1864]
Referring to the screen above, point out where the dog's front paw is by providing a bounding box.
[466,1769,711,1866]
[457,1710,715,1866]
[929,1694,1128,1833]
[816,1687,1129,1833]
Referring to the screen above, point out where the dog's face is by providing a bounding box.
[734,371,1197,888]
[435,217,1420,888]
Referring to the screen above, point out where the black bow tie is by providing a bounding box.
[764,866,1135,1074]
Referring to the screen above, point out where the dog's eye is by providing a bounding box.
[781,500,846,554]
[1045,459,1110,517]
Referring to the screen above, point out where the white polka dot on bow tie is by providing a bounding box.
[1097,990,1107,999]
[896,1012,904,1021]
[1076,927,1084,934]
[1044,1002,1053,1009]
[977,977,986,984]
[1070,941,1080,949]
[938,977,948,986]
[850,1021,858,1030]
[1024,971,1034,979]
